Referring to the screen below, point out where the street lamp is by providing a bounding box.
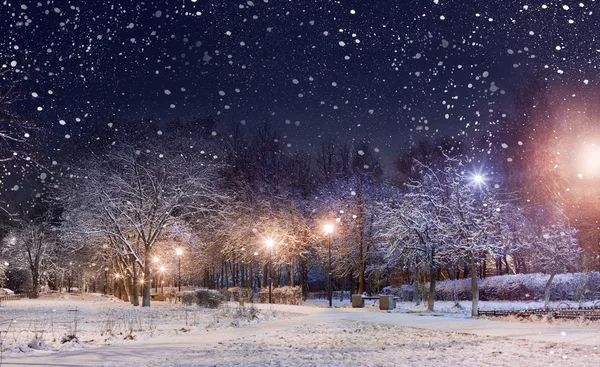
[176,248,183,291]
[324,224,335,307]
[104,266,109,295]
[153,257,160,293]
[265,239,274,304]
[160,266,165,293]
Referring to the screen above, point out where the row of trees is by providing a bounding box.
[0,70,589,311]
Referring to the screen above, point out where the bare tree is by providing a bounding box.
[2,223,56,298]
[60,140,225,306]
[525,207,581,308]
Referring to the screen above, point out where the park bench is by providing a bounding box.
[352,294,397,310]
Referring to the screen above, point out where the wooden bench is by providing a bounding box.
[352,295,397,310]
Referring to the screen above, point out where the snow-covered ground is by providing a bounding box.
[0,292,289,353]
[1,293,599,366]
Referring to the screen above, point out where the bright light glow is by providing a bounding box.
[265,239,274,248]
[473,174,483,183]
[153,257,159,263]
[324,224,334,234]
[579,142,600,178]
[115,274,121,279]
[176,248,183,256]
[160,266,165,272]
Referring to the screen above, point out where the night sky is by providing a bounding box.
[2,0,600,160]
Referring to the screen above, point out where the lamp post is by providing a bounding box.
[324,224,335,307]
[265,239,274,304]
[153,257,159,293]
[176,249,183,291]
[104,266,109,295]
[160,266,165,293]
[469,172,486,317]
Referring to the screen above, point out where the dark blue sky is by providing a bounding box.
[2,0,599,159]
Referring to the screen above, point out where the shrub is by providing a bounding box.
[179,291,196,306]
[227,287,254,302]
[178,289,223,308]
[387,272,600,302]
[194,289,224,308]
[258,286,303,305]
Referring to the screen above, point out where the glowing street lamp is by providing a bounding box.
[176,248,183,291]
[153,257,160,293]
[324,224,335,308]
[104,266,109,295]
[160,266,165,293]
[472,174,484,185]
[265,239,275,304]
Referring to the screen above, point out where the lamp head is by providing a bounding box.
[324,224,334,234]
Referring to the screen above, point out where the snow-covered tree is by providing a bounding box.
[2,223,56,298]
[444,161,505,317]
[524,208,581,308]
[59,140,225,306]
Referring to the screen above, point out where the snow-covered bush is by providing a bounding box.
[258,286,303,305]
[179,291,196,305]
[179,289,223,308]
[388,272,600,302]
[383,285,415,301]
[194,289,223,308]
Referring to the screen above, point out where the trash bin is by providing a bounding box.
[379,295,395,310]
[352,294,364,308]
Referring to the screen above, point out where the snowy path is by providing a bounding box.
[3,304,599,366]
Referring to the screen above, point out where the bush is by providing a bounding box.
[179,291,196,305]
[178,289,224,308]
[258,286,303,305]
[387,272,600,302]
[383,285,418,301]
[195,289,224,308]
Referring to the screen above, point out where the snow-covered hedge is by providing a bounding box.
[388,272,600,302]
[179,289,224,308]
[258,286,303,305]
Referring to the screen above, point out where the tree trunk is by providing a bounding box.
[290,258,295,287]
[358,227,365,294]
[413,269,420,306]
[30,270,40,298]
[503,255,511,275]
[543,273,556,309]
[470,258,479,317]
[427,263,436,312]
[451,266,459,307]
[142,250,151,307]
[261,264,267,288]
[131,259,139,306]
